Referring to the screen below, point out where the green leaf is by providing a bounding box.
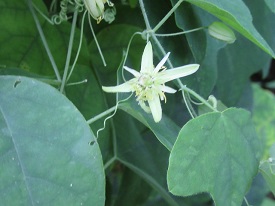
[265,0,275,13]
[252,84,275,159]
[244,0,275,50]
[0,75,105,205]
[261,198,275,206]
[0,0,89,76]
[167,108,261,206]
[120,98,180,151]
[171,0,206,63]
[113,168,152,206]
[185,0,275,58]
[216,33,270,106]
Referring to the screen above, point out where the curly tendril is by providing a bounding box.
[51,0,84,24]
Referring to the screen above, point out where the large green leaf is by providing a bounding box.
[185,0,275,58]
[0,75,105,205]
[167,108,262,206]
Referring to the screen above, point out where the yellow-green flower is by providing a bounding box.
[83,0,113,23]
[102,41,199,122]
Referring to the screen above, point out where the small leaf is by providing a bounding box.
[0,75,105,205]
[168,108,261,206]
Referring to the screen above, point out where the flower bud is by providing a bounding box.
[208,22,236,44]
[84,0,114,24]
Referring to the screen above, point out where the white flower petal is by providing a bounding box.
[102,82,133,93]
[96,0,105,11]
[124,66,140,77]
[139,101,151,113]
[141,41,154,73]
[154,52,170,73]
[160,85,177,93]
[148,94,162,122]
[156,64,200,84]
[84,0,103,19]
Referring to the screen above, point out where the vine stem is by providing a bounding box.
[66,10,88,82]
[104,156,116,170]
[27,0,61,81]
[88,15,107,67]
[86,105,117,125]
[152,0,184,33]
[180,86,218,112]
[60,10,78,93]
[138,0,151,32]
[155,27,205,37]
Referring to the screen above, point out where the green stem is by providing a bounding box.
[138,0,152,31]
[244,197,250,206]
[155,27,205,37]
[182,91,197,118]
[27,0,61,81]
[86,105,117,125]
[180,86,218,112]
[60,10,78,93]
[67,10,88,82]
[152,0,184,33]
[32,2,54,25]
[104,156,116,170]
[88,15,107,66]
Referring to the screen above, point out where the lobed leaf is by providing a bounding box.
[168,108,262,206]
